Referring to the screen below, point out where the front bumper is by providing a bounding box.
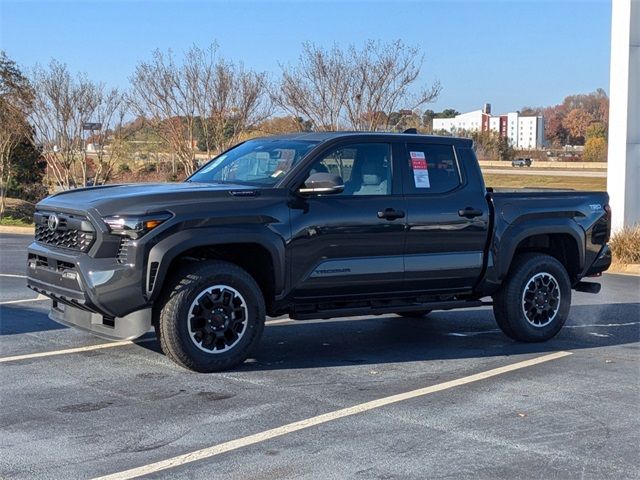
[49,302,151,341]
[26,241,152,340]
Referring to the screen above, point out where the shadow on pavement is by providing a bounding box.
[131,301,640,371]
[3,298,638,371]
[236,302,640,371]
[0,303,65,335]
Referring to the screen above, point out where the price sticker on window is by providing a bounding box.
[410,151,430,188]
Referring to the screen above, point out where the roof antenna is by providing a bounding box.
[403,128,418,134]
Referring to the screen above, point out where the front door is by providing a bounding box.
[288,142,407,300]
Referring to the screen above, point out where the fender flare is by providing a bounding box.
[495,218,585,280]
[146,226,286,301]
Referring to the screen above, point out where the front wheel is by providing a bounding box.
[493,253,571,342]
[156,260,266,372]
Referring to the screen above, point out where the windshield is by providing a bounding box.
[188,139,318,186]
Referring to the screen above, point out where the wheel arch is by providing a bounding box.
[147,227,286,309]
[496,219,585,283]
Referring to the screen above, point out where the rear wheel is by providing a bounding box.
[493,253,571,342]
[156,260,265,372]
[396,310,431,318]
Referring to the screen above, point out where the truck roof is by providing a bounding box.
[257,131,474,147]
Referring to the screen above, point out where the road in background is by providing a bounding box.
[482,168,606,178]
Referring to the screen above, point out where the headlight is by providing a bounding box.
[103,212,172,239]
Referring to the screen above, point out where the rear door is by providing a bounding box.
[288,141,407,299]
[401,142,489,292]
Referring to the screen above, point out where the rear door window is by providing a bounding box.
[404,143,461,194]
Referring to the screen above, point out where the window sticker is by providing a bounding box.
[410,151,430,188]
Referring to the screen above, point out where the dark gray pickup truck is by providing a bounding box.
[27,132,612,371]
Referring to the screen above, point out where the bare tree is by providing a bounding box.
[129,49,199,175]
[276,40,441,132]
[345,40,441,131]
[30,60,123,189]
[186,45,272,157]
[129,45,271,175]
[88,89,127,185]
[276,43,349,131]
[0,51,34,218]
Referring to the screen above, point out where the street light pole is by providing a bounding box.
[82,122,102,186]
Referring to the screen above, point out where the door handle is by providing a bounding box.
[377,208,406,220]
[458,207,483,218]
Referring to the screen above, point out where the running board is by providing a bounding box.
[573,281,601,294]
[290,300,489,320]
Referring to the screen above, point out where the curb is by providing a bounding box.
[606,263,640,276]
[0,225,34,235]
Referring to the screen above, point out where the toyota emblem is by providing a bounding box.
[47,214,60,231]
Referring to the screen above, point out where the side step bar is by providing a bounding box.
[573,281,601,294]
[291,299,490,320]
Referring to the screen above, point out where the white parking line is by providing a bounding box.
[445,321,640,337]
[0,318,293,364]
[564,321,640,329]
[0,295,47,305]
[93,351,572,480]
[0,337,158,363]
[0,273,27,278]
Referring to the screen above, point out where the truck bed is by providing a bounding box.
[484,188,610,288]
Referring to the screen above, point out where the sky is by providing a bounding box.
[0,0,612,114]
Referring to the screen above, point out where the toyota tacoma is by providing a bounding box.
[27,132,612,371]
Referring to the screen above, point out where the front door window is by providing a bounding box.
[307,143,392,196]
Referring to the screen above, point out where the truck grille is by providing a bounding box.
[34,211,96,252]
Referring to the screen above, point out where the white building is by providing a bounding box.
[433,104,545,149]
[433,110,484,132]
[517,116,545,150]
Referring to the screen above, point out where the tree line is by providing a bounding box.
[0,41,611,218]
[0,40,441,212]
[522,89,609,162]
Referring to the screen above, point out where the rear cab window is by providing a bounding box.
[404,143,462,194]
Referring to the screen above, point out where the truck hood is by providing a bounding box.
[37,182,260,216]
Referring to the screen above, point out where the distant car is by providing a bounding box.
[512,157,532,167]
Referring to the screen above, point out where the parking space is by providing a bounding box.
[1,232,639,479]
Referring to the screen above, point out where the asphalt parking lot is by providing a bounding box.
[1,232,639,479]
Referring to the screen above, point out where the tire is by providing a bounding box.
[156,260,266,372]
[493,253,571,342]
[396,310,431,318]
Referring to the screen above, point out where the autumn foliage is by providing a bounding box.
[523,89,609,149]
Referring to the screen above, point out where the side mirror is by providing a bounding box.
[299,172,344,195]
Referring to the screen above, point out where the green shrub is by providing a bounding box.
[0,215,33,227]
